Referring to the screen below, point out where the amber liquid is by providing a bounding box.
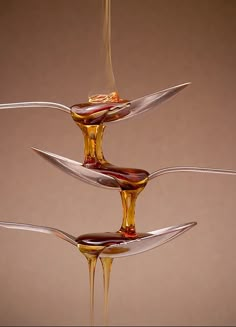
[78,244,104,326]
[77,232,149,325]
[88,91,121,104]
[72,120,149,325]
[71,1,148,324]
[100,257,113,326]
[74,125,149,326]
[88,0,117,103]
[70,117,150,326]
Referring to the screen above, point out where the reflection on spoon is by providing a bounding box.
[71,82,190,124]
[149,166,236,180]
[99,222,197,258]
[106,82,191,123]
[31,148,236,191]
[32,147,120,190]
[0,83,190,124]
[0,220,197,257]
[0,221,77,246]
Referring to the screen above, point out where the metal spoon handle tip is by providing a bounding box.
[0,221,77,246]
[0,101,71,113]
[149,166,236,180]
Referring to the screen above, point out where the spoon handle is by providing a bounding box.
[0,101,71,114]
[149,166,236,180]
[0,221,77,246]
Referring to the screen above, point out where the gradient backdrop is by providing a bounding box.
[0,0,236,326]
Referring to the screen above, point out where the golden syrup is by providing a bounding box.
[119,188,143,236]
[72,121,149,325]
[87,0,118,101]
[100,257,113,326]
[102,0,116,94]
[76,232,149,246]
[75,123,149,235]
[72,2,150,323]
[88,91,121,104]
[73,123,149,184]
[73,112,149,324]
[87,0,123,105]
[77,232,150,325]
[78,245,104,326]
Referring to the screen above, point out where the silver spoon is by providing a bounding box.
[105,82,190,123]
[0,220,196,257]
[0,83,190,123]
[32,147,120,190]
[32,147,149,190]
[70,82,190,124]
[99,221,197,258]
[0,221,77,246]
[32,148,236,190]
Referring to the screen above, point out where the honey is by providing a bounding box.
[71,0,150,325]
[77,231,149,325]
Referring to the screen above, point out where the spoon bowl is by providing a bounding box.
[71,82,191,125]
[0,220,196,258]
[32,147,120,190]
[99,222,197,258]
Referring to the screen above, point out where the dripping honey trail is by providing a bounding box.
[102,0,116,93]
[88,0,117,103]
[73,121,149,325]
[78,245,102,326]
[77,232,149,325]
[71,2,149,324]
[71,97,149,325]
[76,122,149,234]
[100,257,113,326]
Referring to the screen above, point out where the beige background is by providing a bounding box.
[0,0,236,325]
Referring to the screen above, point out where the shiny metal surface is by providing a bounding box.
[0,220,196,258]
[0,101,71,113]
[32,147,120,190]
[149,166,236,180]
[0,221,77,246]
[105,82,191,123]
[100,222,197,258]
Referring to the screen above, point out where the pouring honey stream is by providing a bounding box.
[70,0,150,324]
[71,89,149,325]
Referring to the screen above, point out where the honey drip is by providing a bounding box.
[88,0,120,104]
[78,123,106,166]
[72,115,149,324]
[72,1,149,324]
[102,0,116,93]
[77,232,149,326]
[77,123,149,188]
[119,188,143,236]
[78,245,104,326]
[100,257,113,326]
[78,123,148,232]
[86,256,96,327]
